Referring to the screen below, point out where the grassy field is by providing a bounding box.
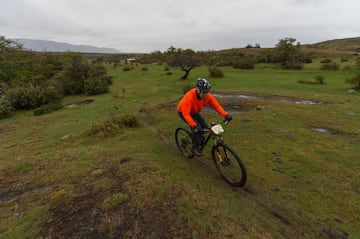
[0,59,359,238]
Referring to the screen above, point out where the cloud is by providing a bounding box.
[1,0,359,52]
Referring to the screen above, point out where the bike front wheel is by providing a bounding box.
[212,143,247,187]
[175,128,194,158]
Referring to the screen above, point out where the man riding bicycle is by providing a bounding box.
[177,78,232,156]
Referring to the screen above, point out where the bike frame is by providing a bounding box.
[199,121,226,151]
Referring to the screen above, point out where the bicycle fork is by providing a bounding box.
[214,138,228,164]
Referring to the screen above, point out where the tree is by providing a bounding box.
[345,56,360,90]
[166,47,201,80]
[273,37,303,69]
[0,36,25,84]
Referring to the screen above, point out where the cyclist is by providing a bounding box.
[177,78,232,156]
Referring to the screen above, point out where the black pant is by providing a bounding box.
[178,112,208,147]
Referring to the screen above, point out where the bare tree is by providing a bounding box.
[166,47,201,80]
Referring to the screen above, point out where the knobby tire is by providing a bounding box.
[212,143,247,187]
[175,128,194,158]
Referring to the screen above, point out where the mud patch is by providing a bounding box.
[66,99,95,108]
[0,190,25,202]
[271,211,291,225]
[318,221,349,239]
[46,190,107,239]
[213,92,326,105]
[43,170,190,238]
[0,123,16,134]
[203,98,258,114]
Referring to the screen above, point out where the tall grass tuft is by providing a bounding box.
[85,114,138,137]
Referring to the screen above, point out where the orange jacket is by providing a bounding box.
[177,88,228,127]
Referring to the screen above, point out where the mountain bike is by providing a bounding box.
[175,120,247,187]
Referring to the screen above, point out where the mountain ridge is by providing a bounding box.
[13,36,360,54]
[14,38,120,54]
[302,36,360,52]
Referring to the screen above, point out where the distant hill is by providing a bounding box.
[14,38,120,54]
[303,37,360,52]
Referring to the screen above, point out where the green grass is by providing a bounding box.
[0,61,359,238]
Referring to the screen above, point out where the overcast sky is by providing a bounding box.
[1,0,359,53]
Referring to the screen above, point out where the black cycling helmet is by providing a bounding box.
[196,78,211,93]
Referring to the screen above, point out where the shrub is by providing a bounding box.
[123,66,131,71]
[119,114,138,127]
[303,57,313,63]
[315,74,325,84]
[0,97,15,119]
[208,66,224,78]
[55,71,84,95]
[320,58,332,63]
[232,58,255,69]
[6,84,63,110]
[321,62,339,70]
[345,72,360,90]
[84,76,109,95]
[298,75,325,85]
[282,63,303,70]
[6,85,42,109]
[33,101,63,116]
[342,65,353,71]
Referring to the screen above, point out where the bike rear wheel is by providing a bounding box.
[175,128,194,158]
[212,143,247,187]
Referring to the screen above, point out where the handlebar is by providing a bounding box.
[202,119,230,132]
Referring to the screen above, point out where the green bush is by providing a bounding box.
[123,66,131,71]
[55,72,84,95]
[281,63,303,70]
[33,101,63,116]
[232,58,255,69]
[298,74,326,85]
[0,97,15,119]
[321,62,339,70]
[345,72,360,90]
[6,84,63,110]
[208,66,224,78]
[315,74,325,84]
[320,58,332,63]
[6,85,43,109]
[84,76,109,95]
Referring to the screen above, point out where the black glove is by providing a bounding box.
[225,115,232,122]
[192,125,203,133]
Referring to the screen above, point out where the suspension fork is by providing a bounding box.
[214,136,226,163]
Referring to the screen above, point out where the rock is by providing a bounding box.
[61,133,77,141]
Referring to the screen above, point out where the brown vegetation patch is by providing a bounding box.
[0,123,16,134]
[65,99,95,108]
[40,156,191,239]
